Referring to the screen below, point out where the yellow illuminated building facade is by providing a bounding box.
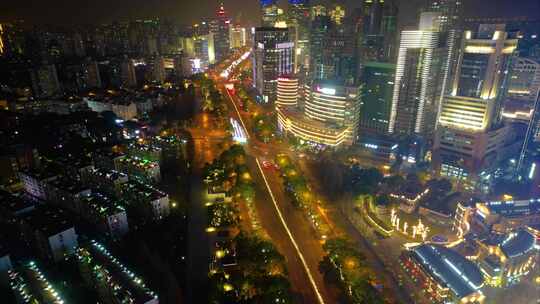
[276,76,299,108]
[434,26,520,182]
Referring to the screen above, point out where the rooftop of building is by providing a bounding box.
[18,167,60,181]
[50,154,94,170]
[127,141,162,153]
[0,190,38,216]
[8,261,65,304]
[19,206,75,237]
[480,198,540,218]
[80,192,126,217]
[87,167,128,181]
[78,241,157,303]
[122,180,167,201]
[84,87,164,104]
[410,244,484,299]
[47,176,91,194]
[500,229,536,259]
[94,149,126,160]
[118,155,159,170]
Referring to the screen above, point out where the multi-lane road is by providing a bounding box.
[208,52,417,304]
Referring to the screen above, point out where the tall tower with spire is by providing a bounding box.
[210,3,231,61]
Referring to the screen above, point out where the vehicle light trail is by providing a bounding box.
[255,158,326,304]
[225,86,250,139]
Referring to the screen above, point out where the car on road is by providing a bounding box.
[262,160,273,169]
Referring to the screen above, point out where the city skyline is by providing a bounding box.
[1,0,540,303]
[1,0,539,27]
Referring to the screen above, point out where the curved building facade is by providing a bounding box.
[276,76,299,108]
[277,107,349,146]
[277,81,361,146]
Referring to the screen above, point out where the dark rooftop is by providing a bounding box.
[411,244,484,299]
[484,199,540,218]
[19,206,75,237]
[500,229,536,258]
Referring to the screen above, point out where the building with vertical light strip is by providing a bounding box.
[210,3,230,62]
[389,13,442,136]
[253,27,294,103]
[276,76,299,108]
[434,25,520,186]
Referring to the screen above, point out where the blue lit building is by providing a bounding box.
[401,244,485,303]
[476,229,537,287]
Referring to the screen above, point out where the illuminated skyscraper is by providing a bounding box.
[360,62,396,134]
[261,0,279,27]
[210,3,230,62]
[253,27,294,103]
[120,58,137,87]
[426,0,462,33]
[507,57,540,101]
[287,0,311,72]
[229,24,247,49]
[434,25,520,184]
[361,0,398,62]
[389,13,443,136]
[309,7,357,84]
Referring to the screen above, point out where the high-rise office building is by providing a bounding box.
[309,15,331,79]
[120,58,137,87]
[82,60,102,89]
[329,5,346,26]
[309,8,357,84]
[311,5,327,19]
[389,13,443,136]
[229,24,247,49]
[30,64,61,98]
[361,0,399,62]
[507,57,540,101]
[434,25,520,184]
[517,91,540,180]
[360,62,396,134]
[261,0,279,27]
[426,0,462,33]
[0,22,27,60]
[253,27,294,103]
[287,0,311,72]
[210,3,230,62]
[193,33,215,66]
[147,56,166,83]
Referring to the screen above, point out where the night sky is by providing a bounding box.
[0,0,539,27]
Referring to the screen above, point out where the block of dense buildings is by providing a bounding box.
[18,169,58,200]
[80,192,129,238]
[81,168,128,196]
[116,156,161,183]
[77,241,158,304]
[17,207,79,262]
[8,261,65,304]
[121,181,170,221]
